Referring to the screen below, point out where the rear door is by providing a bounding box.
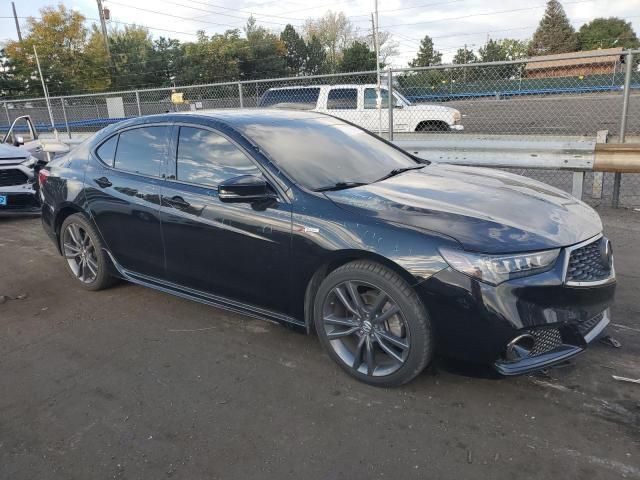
[324,87,360,125]
[85,125,170,278]
[159,124,292,312]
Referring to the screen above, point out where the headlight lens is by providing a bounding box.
[439,247,560,285]
[20,156,37,168]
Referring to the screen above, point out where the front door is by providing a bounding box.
[85,125,170,278]
[159,125,292,312]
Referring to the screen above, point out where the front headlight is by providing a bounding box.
[20,156,37,168]
[452,110,462,124]
[439,247,560,285]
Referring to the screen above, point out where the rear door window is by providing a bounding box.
[113,126,170,177]
[327,88,358,110]
[175,127,261,187]
[259,88,320,109]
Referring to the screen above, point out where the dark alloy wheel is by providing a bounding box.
[59,214,115,291]
[314,260,432,387]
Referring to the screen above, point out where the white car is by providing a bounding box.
[258,84,464,133]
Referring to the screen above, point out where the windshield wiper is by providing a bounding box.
[314,181,369,192]
[374,165,425,183]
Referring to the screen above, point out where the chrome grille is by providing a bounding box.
[0,169,29,187]
[566,237,612,284]
[529,328,563,356]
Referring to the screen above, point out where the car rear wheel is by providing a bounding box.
[60,213,114,291]
[314,260,433,387]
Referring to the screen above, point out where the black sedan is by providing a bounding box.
[39,110,616,387]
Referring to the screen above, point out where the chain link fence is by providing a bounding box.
[2,50,639,206]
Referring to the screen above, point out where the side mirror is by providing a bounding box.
[14,135,25,146]
[218,175,277,203]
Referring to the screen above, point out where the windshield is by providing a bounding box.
[236,114,418,191]
[394,90,412,106]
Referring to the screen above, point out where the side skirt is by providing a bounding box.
[105,251,306,331]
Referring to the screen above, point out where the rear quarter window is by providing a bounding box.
[96,135,118,166]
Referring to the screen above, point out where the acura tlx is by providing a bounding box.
[39,110,615,386]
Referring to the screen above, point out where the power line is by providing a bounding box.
[381,0,598,28]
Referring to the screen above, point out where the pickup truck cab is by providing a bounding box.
[259,84,464,132]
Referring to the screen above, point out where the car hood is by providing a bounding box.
[0,143,29,162]
[405,104,455,114]
[325,164,602,254]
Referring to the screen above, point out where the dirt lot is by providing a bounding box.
[1,209,639,480]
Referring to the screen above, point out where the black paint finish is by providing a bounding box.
[40,110,616,373]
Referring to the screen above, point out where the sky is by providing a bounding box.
[2,0,639,66]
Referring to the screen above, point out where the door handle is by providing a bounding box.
[94,176,112,188]
[168,195,190,209]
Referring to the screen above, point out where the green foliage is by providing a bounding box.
[240,17,287,80]
[0,49,23,97]
[409,36,442,67]
[339,41,377,72]
[3,4,109,96]
[529,0,578,56]
[281,25,307,76]
[577,17,639,50]
[305,35,328,75]
[452,47,476,65]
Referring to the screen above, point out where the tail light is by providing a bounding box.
[38,169,50,187]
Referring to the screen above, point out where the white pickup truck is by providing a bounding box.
[258,84,464,132]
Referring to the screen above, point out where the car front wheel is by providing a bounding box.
[314,260,433,387]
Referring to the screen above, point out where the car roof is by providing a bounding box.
[128,108,336,127]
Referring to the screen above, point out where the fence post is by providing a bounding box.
[238,82,244,108]
[612,51,634,208]
[592,130,608,199]
[3,102,10,126]
[60,97,71,139]
[135,91,142,116]
[387,68,394,141]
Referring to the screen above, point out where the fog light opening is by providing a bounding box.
[505,334,535,362]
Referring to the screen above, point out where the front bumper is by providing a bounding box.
[494,309,610,375]
[0,184,40,216]
[416,242,616,375]
[450,124,464,131]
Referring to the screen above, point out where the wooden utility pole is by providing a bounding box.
[96,0,111,57]
[11,2,22,42]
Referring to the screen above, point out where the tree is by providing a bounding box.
[150,37,182,87]
[363,30,399,64]
[453,46,476,65]
[409,35,442,67]
[3,4,107,96]
[303,11,355,71]
[305,35,328,75]
[175,30,243,85]
[0,49,24,97]
[577,17,639,50]
[478,39,506,63]
[339,41,377,72]
[241,17,287,80]
[109,25,155,90]
[500,39,530,60]
[281,25,307,76]
[528,0,578,56]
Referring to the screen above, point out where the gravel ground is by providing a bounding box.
[0,208,639,480]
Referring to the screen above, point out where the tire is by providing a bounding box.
[59,213,115,291]
[415,121,449,132]
[314,260,432,387]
